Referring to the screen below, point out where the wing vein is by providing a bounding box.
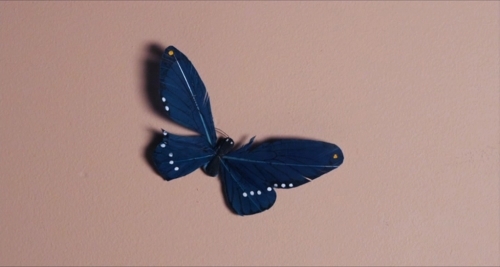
[220,159,261,209]
[174,56,213,145]
[224,156,339,168]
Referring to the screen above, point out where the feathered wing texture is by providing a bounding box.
[224,138,344,190]
[153,131,215,181]
[159,46,217,146]
[219,159,277,216]
[154,46,345,215]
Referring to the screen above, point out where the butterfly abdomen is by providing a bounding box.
[204,137,234,176]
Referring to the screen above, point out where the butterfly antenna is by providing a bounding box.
[216,128,228,138]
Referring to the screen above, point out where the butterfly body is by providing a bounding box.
[204,137,235,177]
[152,46,344,216]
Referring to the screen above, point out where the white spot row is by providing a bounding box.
[170,151,178,171]
[242,187,273,197]
[158,148,179,171]
[274,183,294,188]
[161,97,170,111]
[242,190,263,197]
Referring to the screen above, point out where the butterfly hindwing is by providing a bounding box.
[159,46,217,146]
[224,137,344,190]
[220,159,277,216]
[153,131,215,181]
[153,46,345,216]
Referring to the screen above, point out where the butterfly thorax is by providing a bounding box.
[204,137,234,177]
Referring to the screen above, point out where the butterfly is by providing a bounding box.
[152,46,344,216]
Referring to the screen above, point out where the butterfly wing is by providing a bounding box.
[219,159,277,215]
[159,46,217,146]
[220,138,343,215]
[153,130,215,181]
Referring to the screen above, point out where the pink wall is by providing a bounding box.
[1,2,498,266]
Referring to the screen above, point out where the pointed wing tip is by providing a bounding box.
[165,45,178,51]
[160,174,176,182]
[164,46,182,56]
[331,145,344,167]
[162,46,182,60]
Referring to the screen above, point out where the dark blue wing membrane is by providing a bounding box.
[159,46,217,146]
[220,159,277,216]
[223,138,344,189]
[153,130,215,181]
[152,46,345,216]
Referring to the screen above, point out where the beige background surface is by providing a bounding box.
[1,2,498,266]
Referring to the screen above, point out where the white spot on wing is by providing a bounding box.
[274,184,278,187]
[165,106,169,111]
[161,97,166,102]
[242,192,247,197]
[289,183,293,187]
[160,143,166,148]
[250,191,254,196]
[169,160,173,164]
[267,187,272,191]
[257,190,261,195]
[174,167,179,171]
[169,153,173,157]
[281,183,286,188]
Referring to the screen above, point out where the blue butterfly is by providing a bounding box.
[152,46,344,216]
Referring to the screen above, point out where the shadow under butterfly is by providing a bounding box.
[151,46,344,216]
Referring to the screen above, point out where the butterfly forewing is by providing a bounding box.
[223,138,344,190]
[159,46,217,146]
[153,46,345,216]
